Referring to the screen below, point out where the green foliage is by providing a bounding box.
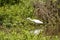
[0,29,59,40]
[0,0,34,29]
[0,0,60,40]
[0,0,20,6]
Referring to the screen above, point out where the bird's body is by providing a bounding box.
[32,19,43,24]
[27,17,43,24]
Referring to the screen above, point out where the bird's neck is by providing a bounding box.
[28,19,32,21]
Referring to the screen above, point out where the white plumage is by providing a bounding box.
[27,17,43,24]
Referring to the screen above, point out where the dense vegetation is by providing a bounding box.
[0,0,60,40]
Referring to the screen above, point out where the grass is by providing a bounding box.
[0,29,59,40]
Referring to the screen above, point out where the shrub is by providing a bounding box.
[0,0,20,6]
[0,0,34,30]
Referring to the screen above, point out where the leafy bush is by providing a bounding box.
[0,0,20,6]
[0,0,34,30]
[0,29,59,40]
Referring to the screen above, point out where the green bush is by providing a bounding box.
[0,0,34,29]
[0,0,20,6]
[0,29,59,40]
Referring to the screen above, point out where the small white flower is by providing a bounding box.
[30,29,43,35]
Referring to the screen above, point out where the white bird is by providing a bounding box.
[27,17,43,24]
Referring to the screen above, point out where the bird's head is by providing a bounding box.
[27,17,32,20]
[27,17,30,19]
